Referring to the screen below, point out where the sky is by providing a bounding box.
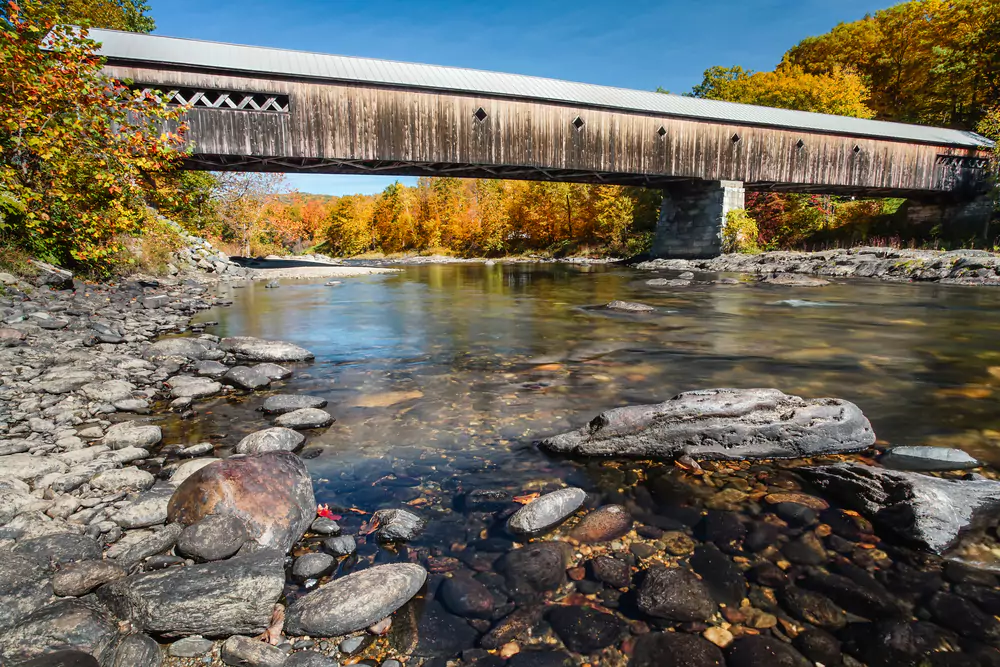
[148,0,894,196]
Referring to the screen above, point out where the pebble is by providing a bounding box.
[506,487,586,536]
[323,535,356,556]
[703,626,734,648]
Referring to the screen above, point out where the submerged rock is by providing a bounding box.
[500,542,573,602]
[167,451,315,554]
[547,606,625,653]
[274,407,335,430]
[284,563,427,637]
[221,336,314,362]
[637,566,716,621]
[261,394,327,415]
[802,462,1000,553]
[234,427,305,454]
[631,632,725,667]
[605,300,654,312]
[371,508,425,542]
[507,487,586,536]
[438,575,495,619]
[97,550,285,638]
[568,504,632,543]
[540,388,875,460]
[879,445,980,471]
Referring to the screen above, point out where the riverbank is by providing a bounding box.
[636,247,1000,286]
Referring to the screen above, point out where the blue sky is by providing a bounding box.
[148,0,893,196]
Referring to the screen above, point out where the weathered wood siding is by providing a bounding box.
[105,64,991,196]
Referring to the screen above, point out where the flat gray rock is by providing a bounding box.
[253,363,292,380]
[80,380,135,404]
[261,394,328,415]
[0,598,120,665]
[110,633,161,667]
[98,550,285,638]
[194,360,229,379]
[507,487,586,536]
[274,408,334,430]
[222,366,272,391]
[292,552,335,580]
[90,467,155,494]
[235,427,305,454]
[605,300,654,312]
[176,515,249,562]
[880,446,980,471]
[111,487,173,529]
[323,535,356,557]
[13,533,102,566]
[0,453,66,482]
[221,636,286,667]
[285,563,427,637]
[802,463,1000,553]
[221,336,314,363]
[102,421,161,450]
[0,554,53,633]
[167,375,222,399]
[168,636,214,658]
[540,388,875,460]
[144,338,218,362]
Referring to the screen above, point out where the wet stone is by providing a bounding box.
[568,504,632,543]
[235,427,306,455]
[954,584,1000,615]
[944,561,998,587]
[500,542,571,602]
[773,502,817,526]
[371,508,425,542]
[697,511,747,553]
[0,598,120,665]
[780,586,847,630]
[690,543,747,606]
[793,628,842,667]
[261,394,328,415]
[748,562,789,588]
[438,574,495,619]
[274,407,335,430]
[637,566,716,622]
[292,552,335,580]
[726,635,811,667]
[880,446,980,472]
[176,514,249,562]
[309,517,340,535]
[782,532,827,565]
[605,300,654,312]
[927,591,1000,642]
[801,569,903,618]
[285,651,340,667]
[661,530,697,555]
[630,632,725,667]
[222,365,272,391]
[507,487,586,536]
[464,489,511,511]
[590,555,630,588]
[480,608,542,650]
[547,605,624,654]
[412,599,480,659]
[253,363,292,381]
[323,535,356,556]
[506,652,574,667]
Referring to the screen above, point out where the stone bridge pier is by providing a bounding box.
[652,180,745,258]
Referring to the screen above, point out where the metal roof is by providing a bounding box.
[89,28,993,149]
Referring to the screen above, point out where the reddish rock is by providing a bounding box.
[167,451,314,554]
[569,505,633,543]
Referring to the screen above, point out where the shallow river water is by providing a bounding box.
[168,263,1000,665]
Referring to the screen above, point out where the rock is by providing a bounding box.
[499,542,572,602]
[480,608,542,650]
[168,636,215,657]
[167,451,315,554]
[176,515,249,562]
[221,336,314,362]
[541,388,875,460]
[179,443,214,458]
[605,300,654,312]
[507,488,586,536]
[569,504,632,543]
[261,395,328,415]
[780,586,847,630]
[690,544,747,606]
[274,408,335,430]
[309,517,340,535]
[726,636,811,667]
[110,633,162,667]
[97,550,285,638]
[412,599,480,658]
[438,575,494,619]
[285,651,339,666]
[637,566,716,621]
[144,338,217,362]
[30,260,74,289]
[194,360,229,378]
[0,453,67,482]
[662,530,698,555]
[112,524,183,569]
[792,629,842,667]
[371,508,425,542]
[169,458,220,486]
[292,552,335,580]
[167,375,222,399]
[801,462,1000,553]
[235,428,306,455]
[590,555,630,588]
[284,563,427,637]
[0,553,53,633]
[13,533,103,565]
[760,273,830,286]
[630,632,725,667]
[839,620,957,666]
[880,446,980,471]
[39,370,98,395]
[80,380,135,404]
[52,560,126,597]
[102,421,161,450]
[0,598,120,665]
[253,363,292,381]
[926,591,1000,642]
[799,569,903,618]
[547,606,624,653]
[222,366,272,391]
[17,650,99,667]
[90,467,155,493]
[221,635,287,667]
[323,535,356,556]
[112,487,172,528]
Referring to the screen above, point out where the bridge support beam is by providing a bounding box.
[904,194,997,242]
[652,180,745,258]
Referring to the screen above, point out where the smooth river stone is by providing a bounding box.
[284,563,427,637]
[605,300,655,312]
[273,408,334,430]
[221,366,272,391]
[638,566,716,622]
[569,504,633,543]
[880,446,980,471]
[167,451,315,554]
[102,421,161,450]
[220,336,314,362]
[507,487,586,536]
[234,427,305,454]
[261,394,328,415]
[540,388,875,460]
[167,376,222,399]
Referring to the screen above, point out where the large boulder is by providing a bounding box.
[284,563,426,637]
[802,463,1000,553]
[0,598,120,665]
[167,451,314,554]
[540,388,875,460]
[220,336,314,363]
[97,550,284,638]
[0,554,53,633]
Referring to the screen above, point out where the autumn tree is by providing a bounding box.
[0,0,185,271]
[212,173,288,257]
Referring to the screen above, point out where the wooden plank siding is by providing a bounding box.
[105,64,992,198]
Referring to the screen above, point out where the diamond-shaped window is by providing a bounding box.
[572,116,585,130]
[795,139,805,149]
[473,107,488,122]
[657,126,667,137]
[853,144,862,154]
[731,133,742,144]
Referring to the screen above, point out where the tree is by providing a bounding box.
[212,173,288,257]
[0,0,184,271]
[49,0,154,31]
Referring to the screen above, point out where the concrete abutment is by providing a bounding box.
[652,180,745,259]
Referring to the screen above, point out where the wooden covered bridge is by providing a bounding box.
[92,29,995,257]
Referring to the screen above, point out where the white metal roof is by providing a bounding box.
[89,28,993,149]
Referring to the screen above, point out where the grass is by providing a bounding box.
[0,243,40,278]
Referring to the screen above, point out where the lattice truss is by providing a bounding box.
[133,86,290,113]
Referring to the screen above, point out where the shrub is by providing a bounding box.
[723,209,761,253]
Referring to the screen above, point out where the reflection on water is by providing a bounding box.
[180,263,1000,469]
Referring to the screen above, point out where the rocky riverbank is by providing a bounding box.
[636,247,1000,286]
[2,264,1000,667]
